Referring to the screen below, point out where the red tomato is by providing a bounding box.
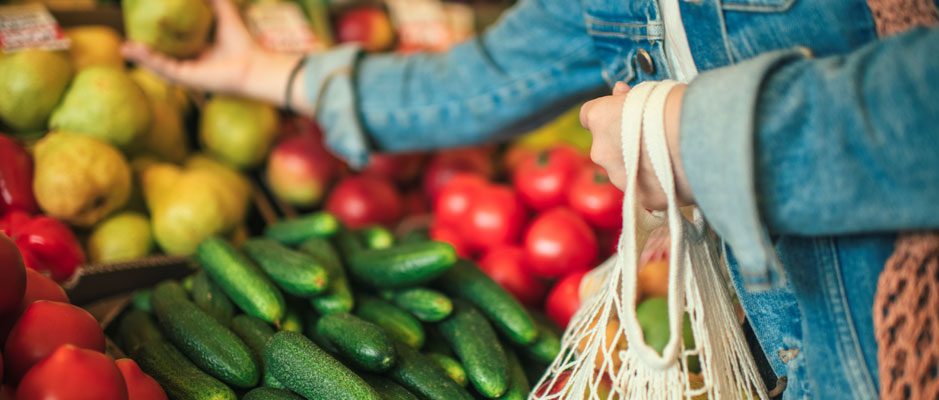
[0,268,68,345]
[362,153,425,183]
[0,233,26,315]
[4,301,104,382]
[501,145,536,174]
[115,359,167,400]
[432,173,487,227]
[568,164,624,231]
[429,223,471,258]
[0,385,13,400]
[458,185,527,250]
[325,175,403,229]
[523,208,598,278]
[545,269,588,328]
[478,245,546,307]
[401,190,429,216]
[422,147,494,200]
[17,345,127,400]
[512,146,584,211]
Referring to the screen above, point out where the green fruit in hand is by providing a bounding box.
[200,96,279,169]
[87,212,153,262]
[635,296,699,372]
[0,50,73,132]
[33,132,132,227]
[123,0,213,58]
[49,66,152,148]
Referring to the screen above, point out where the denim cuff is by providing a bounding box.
[303,44,370,168]
[680,48,810,291]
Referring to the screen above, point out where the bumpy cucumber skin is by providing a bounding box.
[387,340,474,400]
[117,309,164,354]
[229,315,284,389]
[359,225,395,249]
[299,237,354,314]
[151,281,260,388]
[196,236,285,324]
[355,295,425,349]
[348,241,457,288]
[133,340,237,400]
[392,288,453,322]
[264,331,381,400]
[436,300,510,398]
[316,312,396,372]
[437,260,537,345]
[496,350,530,400]
[242,387,303,400]
[243,238,329,297]
[264,212,340,245]
[360,373,420,400]
[192,270,235,326]
[426,352,468,387]
[523,318,562,364]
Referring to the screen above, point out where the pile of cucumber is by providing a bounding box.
[115,211,562,400]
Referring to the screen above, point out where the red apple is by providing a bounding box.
[325,175,403,228]
[362,153,425,183]
[266,124,337,207]
[336,6,395,52]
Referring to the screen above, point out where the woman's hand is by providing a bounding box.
[580,82,695,210]
[122,0,304,107]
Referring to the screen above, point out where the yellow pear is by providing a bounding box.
[0,50,73,132]
[33,132,131,227]
[151,171,229,255]
[135,159,183,212]
[129,69,190,163]
[66,26,124,70]
[200,96,279,169]
[87,212,153,262]
[129,67,190,113]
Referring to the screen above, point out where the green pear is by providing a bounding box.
[128,68,189,163]
[151,170,229,255]
[87,212,154,262]
[33,132,132,227]
[200,96,279,169]
[49,66,152,148]
[0,50,73,132]
[123,0,213,58]
[129,67,190,113]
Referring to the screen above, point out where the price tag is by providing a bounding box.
[245,2,324,54]
[385,0,453,52]
[0,4,70,53]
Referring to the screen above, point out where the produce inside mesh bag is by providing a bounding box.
[531,81,770,400]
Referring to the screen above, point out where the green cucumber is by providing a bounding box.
[151,281,259,388]
[496,350,530,400]
[182,274,195,292]
[230,315,284,389]
[243,387,303,400]
[280,305,304,332]
[355,295,425,349]
[348,241,457,288]
[264,331,381,400]
[423,327,454,356]
[132,289,152,313]
[522,317,562,364]
[359,225,395,249]
[243,238,329,297]
[387,340,473,400]
[315,312,396,372]
[436,300,510,397]
[392,288,452,322]
[360,373,420,400]
[300,237,354,314]
[192,270,235,326]
[133,340,236,400]
[437,259,537,345]
[117,309,163,354]
[196,236,286,324]
[426,352,467,387]
[264,212,340,245]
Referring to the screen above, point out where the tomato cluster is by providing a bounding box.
[0,234,166,400]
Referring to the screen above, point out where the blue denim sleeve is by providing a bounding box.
[681,26,939,290]
[302,0,606,167]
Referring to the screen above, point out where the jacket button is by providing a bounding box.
[636,49,655,75]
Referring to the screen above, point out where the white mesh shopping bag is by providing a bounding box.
[532,81,770,400]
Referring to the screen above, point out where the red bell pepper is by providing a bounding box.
[0,134,39,215]
[0,211,85,282]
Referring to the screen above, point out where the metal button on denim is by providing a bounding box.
[636,49,655,75]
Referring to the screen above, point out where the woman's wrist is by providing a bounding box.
[241,50,306,108]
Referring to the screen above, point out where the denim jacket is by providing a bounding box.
[302,1,939,398]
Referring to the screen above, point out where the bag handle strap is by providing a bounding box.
[618,80,689,370]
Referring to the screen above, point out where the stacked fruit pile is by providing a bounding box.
[115,213,561,399]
